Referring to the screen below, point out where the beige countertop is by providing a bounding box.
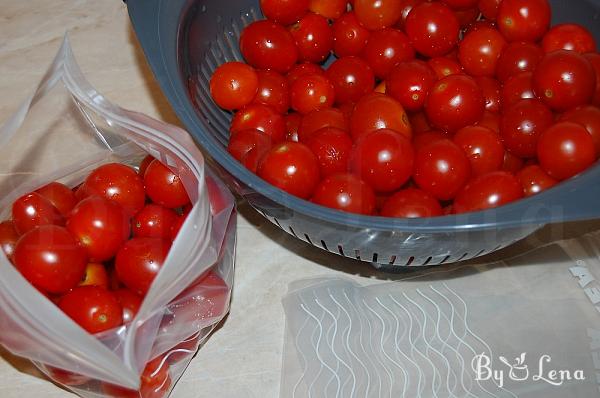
[1,2,600,397]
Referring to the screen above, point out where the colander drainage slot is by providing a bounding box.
[457,252,469,261]
[273,218,283,229]
[338,245,345,256]
[440,255,451,264]
[320,240,328,251]
[304,234,313,245]
[288,226,298,237]
[405,256,415,266]
[389,255,397,265]
[372,253,378,263]
[354,250,361,260]
[422,256,432,266]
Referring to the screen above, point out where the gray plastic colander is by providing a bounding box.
[126,0,600,270]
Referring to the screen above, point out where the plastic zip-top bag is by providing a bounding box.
[0,36,236,397]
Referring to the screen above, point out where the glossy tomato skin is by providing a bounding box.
[380,188,442,218]
[230,103,286,143]
[103,356,172,398]
[501,72,535,108]
[209,62,258,110]
[396,0,424,30]
[12,192,63,235]
[116,238,171,296]
[326,56,375,104]
[387,60,437,112]
[478,0,502,20]
[541,24,596,54]
[584,53,600,107]
[413,139,472,200]
[306,127,353,177]
[412,130,449,152]
[458,27,507,77]
[496,41,543,82]
[79,263,109,289]
[454,125,505,176]
[252,70,289,114]
[533,50,596,112]
[332,12,370,57]
[298,107,349,142]
[502,150,525,173]
[350,129,415,193]
[309,0,347,20]
[497,0,551,43]
[427,56,463,80]
[475,76,502,113]
[361,28,415,79]
[113,288,143,324]
[477,110,501,133]
[559,105,600,155]
[454,171,523,213]
[138,155,155,177]
[286,62,325,87]
[311,173,376,215]
[405,2,460,58]
[425,75,485,132]
[59,286,122,334]
[354,0,403,30]
[260,0,309,25]
[132,204,179,240]
[284,113,301,142]
[144,160,191,209]
[257,142,320,199]
[66,196,131,262]
[35,182,77,217]
[81,163,145,217]
[240,20,299,73]
[537,121,597,180]
[516,164,558,197]
[350,93,412,140]
[0,221,19,260]
[227,128,273,172]
[289,12,333,63]
[290,73,336,114]
[14,225,87,294]
[500,99,554,158]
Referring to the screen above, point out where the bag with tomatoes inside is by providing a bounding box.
[0,36,236,397]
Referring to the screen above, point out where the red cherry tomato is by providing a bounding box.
[409,111,433,134]
[170,215,187,241]
[309,0,347,20]
[0,221,19,261]
[497,0,551,42]
[12,192,63,235]
[290,73,336,114]
[306,127,353,177]
[516,164,558,197]
[113,288,143,324]
[361,28,415,79]
[227,128,273,172]
[230,103,286,144]
[240,20,299,73]
[454,7,480,28]
[413,130,449,152]
[454,171,524,213]
[459,27,507,77]
[541,24,596,54]
[502,150,525,173]
[60,287,121,334]
[81,163,145,217]
[35,182,77,218]
[287,63,325,88]
[425,74,485,132]
[311,173,376,215]
[405,2,460,58]
[475,76,502,114]
[496,41,543,82]
[350,93,412,140]
[477,110,501,133]
[79,263,109,289]
[350,129,415,193]
[454,125,505,177]
[132,204,179,240]
[116,238,171,296]
[478,0,502,20]
[102,355,171,398]
[443,0,478,10]
[252,70,289,114]
[326,56,375,104]
[501,71,535,109]
[14,225,87,294]
[533,50,596,112]
[354,0,403,30]
[209,62,258,111]
[138,155,155,177]
[257,142,320,198]
[67,196,130,262]
[381,188,442,218]
[584,53,600,107]
[290,12,333,63]
[500,99,554,158]
[298,107,349,142]
[284,113,301,142]
[537,121,597,180]
[427,57,463,80]
[559,105,600,155]
[396,0,425,30]
[44,367,89,386]
[387,60,436,112]
[332,12,370,57]
[260,0,309,25]
[144,160,191,209]
[413,139,472,200]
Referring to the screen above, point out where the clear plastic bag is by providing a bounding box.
[0,36,236,397]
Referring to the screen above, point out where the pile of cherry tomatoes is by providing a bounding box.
[209,0,600,217]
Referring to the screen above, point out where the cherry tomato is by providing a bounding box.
[459,27,507,77]
[502,150,525,173]
[144,160,191,209]
[252,70,289,114]
[413,130,449,152]
[311,173,376,215]
[475,76,502,113]
[44,367,89,386]
[14,225,87,294]
[298,107,349,142]
[516,164,558,197]
[67,196,130,262]
[396,0,424,30]
[497,0,551,42]
[584,53,600,107]
[496,41,543,82]
[533,50,596,112]
[12,192,63,235]
[477,110,501,133]
[537,121,596,180]
[306,127,353,177]
[454,125,505,176]
[361,28,415,79]
[286,62,325,87]
[170,215,187,241]
[289,12,333,63]
[454,171,523,213]
[35,182,77,218]
[409,111,432,134]
[260,0,309,25]
[350,129,415,193]
[81,163,145,217]
[541,24,596,54]
[387,60,436,112]
[501,72,535,109]
[405,2,460,58]
[350,93,411,140]
[559,105,600,155]
[240,20,299,73]
[285,113,301,142]
[326,56,375,104]
[230,103,286,143]
[132,204,178,240]
[0,220,19,261]
[138,155,155,177]
[332,12,370,57]
[79,263,109,289]
[500,99,554,158]
[427,56,463,80]
[425,74,485,132]
[116,238,171,296]
[257,142,320,198]
[413,139,472,200]
[209,62,258,110]
[381,188,442,218]
[354,0,403,30]
[102,356,171,398]
[309,0,347,20]
[463,19,497,36]
[455,7,480,28]
[227,128,273,172]
[290,73,336,114]
[113,288,143,324]
[478,0,502,20]
[443,0,478,10]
